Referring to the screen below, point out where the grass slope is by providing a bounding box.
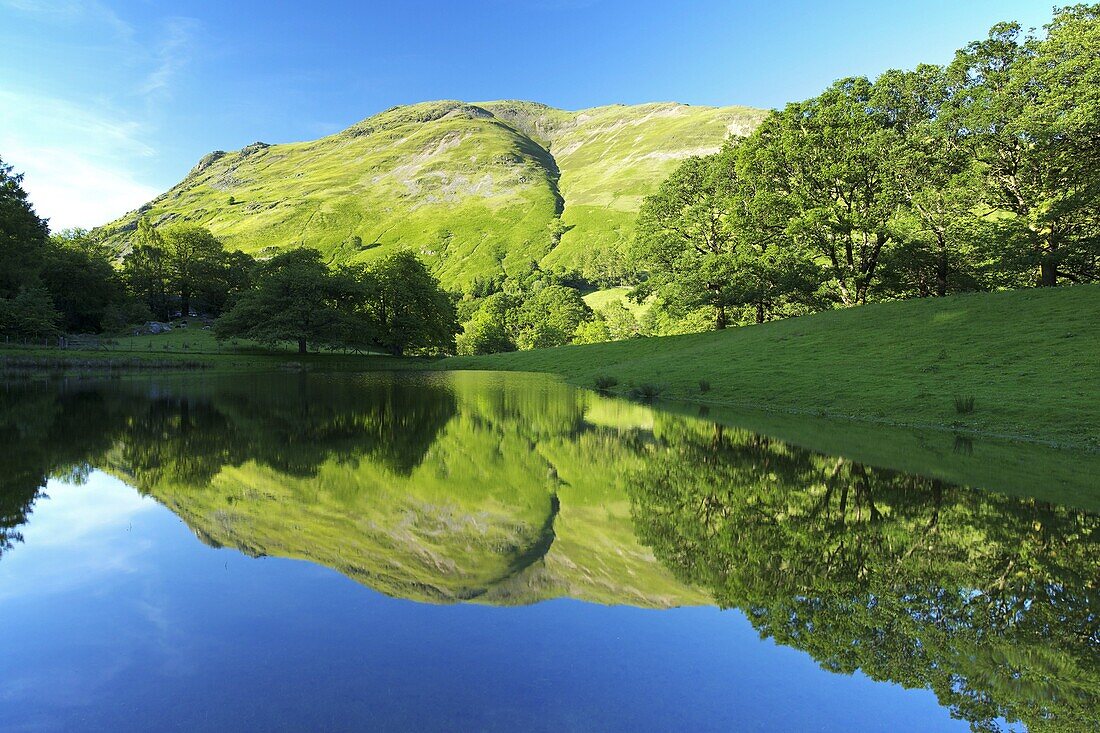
[96,100,766,288]
[444,286,1100,450]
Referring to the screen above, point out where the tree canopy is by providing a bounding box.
[361,250,459,356]
[629,5,1100,332]
[214,247,367,354]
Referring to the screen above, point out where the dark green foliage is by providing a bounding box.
[122,219,171,321]
[362,250,458,356]
[0,156,50,300]
[698,379,711,394]
[122,219,253,322]
[0,286,60,338]
[953,395,976,414]
[628,383,662,401]
[162,223,228,318]
[215,247,368,354]
[0,156,60,336]
[594,375,618,391]
[41,229,125,332]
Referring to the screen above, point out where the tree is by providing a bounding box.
[633,155,741,329]
[869,66,990,297]
[162,223,225,318]
[574,301,641,344]
[123,218,171,321]
[742,78,908,306]
[198,249,256,316]
[362,250,458,356]
[946,12,1100,286]
[0,286,60,338]
[41,229,124,332]
[215,247,366,354]
[634,150,820,328]
[0,156,60,337]
[0,156,49,299]
[457,292,518,355]
[514,284,592,349]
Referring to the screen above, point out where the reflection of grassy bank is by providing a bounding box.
[444,286,1100,451]
[657,401,1100,513]
[0,331,431,374]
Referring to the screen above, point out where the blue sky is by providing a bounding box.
[1,0,1053,229]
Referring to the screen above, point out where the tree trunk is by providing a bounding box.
[755,302,765,324]
[297,338,307,355]
[181,291,190,319]
[936,243,948,298]
[715,305,727,330]
[1039,257,1058,287]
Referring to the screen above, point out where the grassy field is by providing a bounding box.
[444,285,1100,450]
[582,285,654,319]
[95,100,766,288]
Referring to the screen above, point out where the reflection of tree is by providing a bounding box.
[0,383,132,558]
[627,420,1100,732]
[115,375,457,486]
[0,375,458,557]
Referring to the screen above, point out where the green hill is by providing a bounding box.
[95,100,766,289]
[445,285,1100,450]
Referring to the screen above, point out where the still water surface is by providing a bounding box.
[0,372,1096,732]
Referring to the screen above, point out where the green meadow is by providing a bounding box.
[446,285,1100,450]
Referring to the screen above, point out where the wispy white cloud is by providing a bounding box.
[0,0,133,40]
[139,16,200,99]
[0,88,161,228]
[0,6,202,229]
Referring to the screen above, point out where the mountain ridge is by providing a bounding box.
[96,99,768,288]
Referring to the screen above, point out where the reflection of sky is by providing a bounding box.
[0,474,157,602]
[0,471,976,732]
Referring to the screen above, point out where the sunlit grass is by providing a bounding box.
[445,285,1100,450]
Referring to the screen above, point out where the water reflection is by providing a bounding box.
[627,422,1100,731]
[0,372,1097,731]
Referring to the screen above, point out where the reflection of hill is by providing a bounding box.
[134,373,706,607]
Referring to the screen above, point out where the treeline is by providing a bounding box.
[213,245,457,355]
[0,161,458,354]
[632,5,1100,328]
[0,160,136,337]
[125,215,459,354]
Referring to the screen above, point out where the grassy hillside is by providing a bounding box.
[95,100,766,289]
[444,286,1100,450]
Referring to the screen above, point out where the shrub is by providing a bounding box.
[629,383,662,400]
[698,379,711,394]
[594,375,618,391]
[953,395,975,414]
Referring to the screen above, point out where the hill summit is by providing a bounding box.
[98,100,766,288]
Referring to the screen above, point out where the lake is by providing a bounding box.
[1,371,1096,732]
